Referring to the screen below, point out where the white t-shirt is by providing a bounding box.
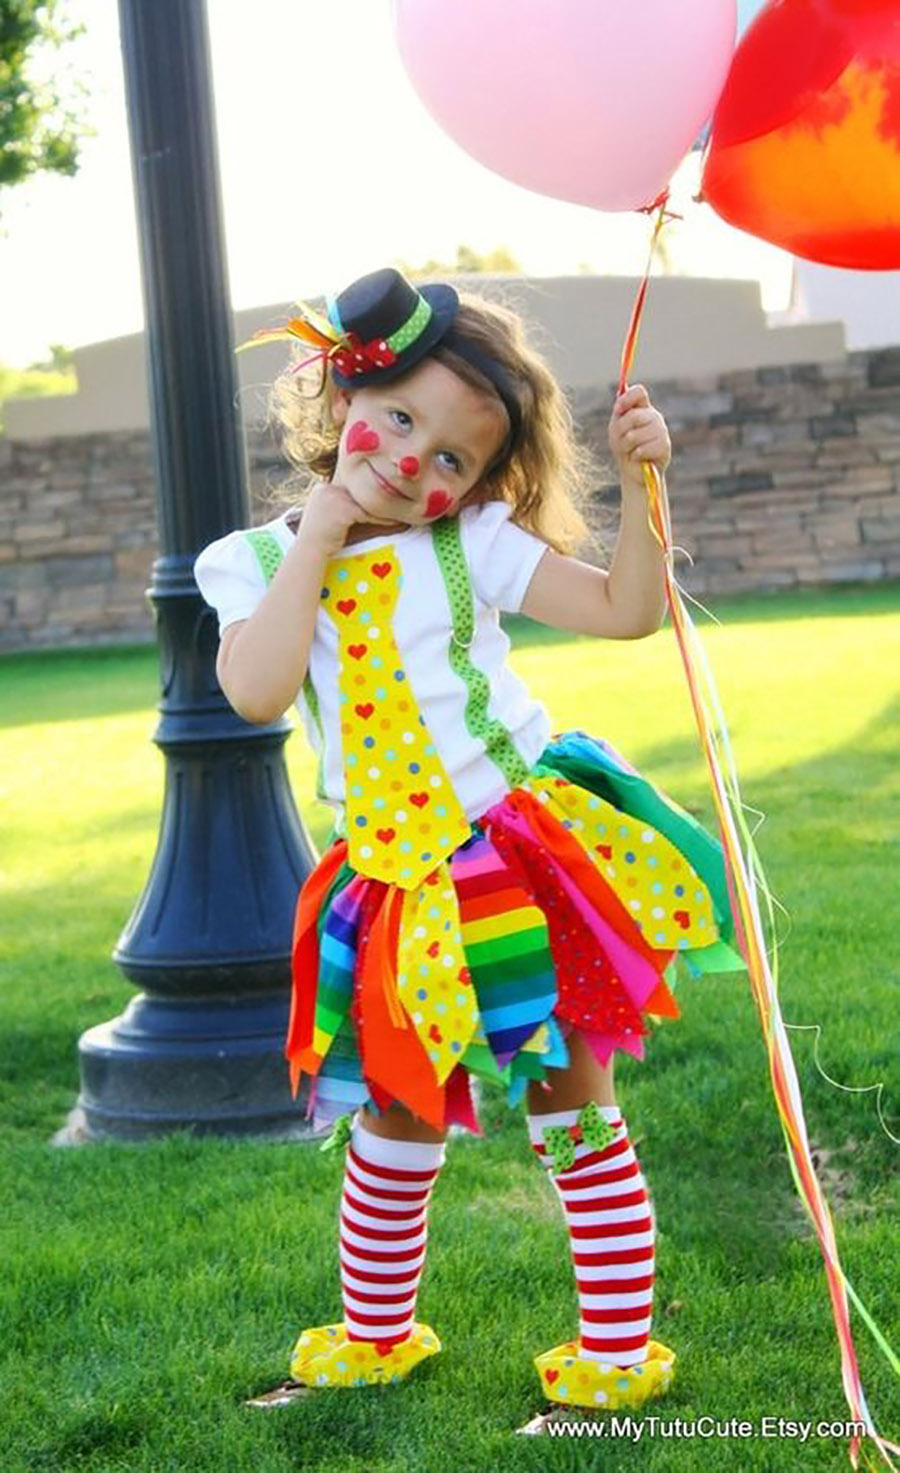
[194,500,552,821]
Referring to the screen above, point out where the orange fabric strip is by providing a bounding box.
[357,886,446,1132]
[284,840,348,1099]
[642,976,681,1020]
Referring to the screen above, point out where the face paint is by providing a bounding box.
[346,420,380,455]
[425,490,452,519]
[398,455,419,478]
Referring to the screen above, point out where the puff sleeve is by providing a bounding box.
[193,528,268,638]
[461,501,549,613]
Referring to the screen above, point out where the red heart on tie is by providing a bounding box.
[596,844,612,860]
[376,828,396,845]
[674,910,691,929]
[336,599,357,617]
[546,1369,559,1384]
[427,941,440,958]
[458,967,471,985]
[424,871,440,886]
[346,420,380,455]
[355,703,374,719]
[348,644,367,660]
[371,562,392,579]
[428,1024,443,1043]
[409,792,429,808]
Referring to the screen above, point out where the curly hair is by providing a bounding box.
[267,287,602,557]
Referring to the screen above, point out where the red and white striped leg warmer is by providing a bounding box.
[528,1105,655,1367]
[339,1113,446,1347]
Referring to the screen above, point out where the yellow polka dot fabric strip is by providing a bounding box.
[323,546,471,888]
[524,775,716,951]
[396,865,479,1082]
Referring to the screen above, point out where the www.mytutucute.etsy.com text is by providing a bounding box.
[545,1415,868,1443]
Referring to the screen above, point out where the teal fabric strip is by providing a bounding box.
[243,527,327,802]
[431,516,531,790]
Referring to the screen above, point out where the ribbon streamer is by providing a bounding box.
[618,199,898,1471]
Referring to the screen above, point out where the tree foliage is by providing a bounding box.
[397,244,523,279]
[0,0,87,192]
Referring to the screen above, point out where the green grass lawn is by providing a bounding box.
[1,585,899,1472]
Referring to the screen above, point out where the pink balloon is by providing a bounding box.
[393,0,738,211]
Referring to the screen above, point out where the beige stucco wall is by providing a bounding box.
[3,274,846,440]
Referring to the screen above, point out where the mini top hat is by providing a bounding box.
[327,268,458,387]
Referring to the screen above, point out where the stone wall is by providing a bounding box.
[2,348,899,653]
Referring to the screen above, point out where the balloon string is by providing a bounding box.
[616,207,899,1470]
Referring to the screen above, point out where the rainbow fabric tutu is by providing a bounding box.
[286,731,745,1134]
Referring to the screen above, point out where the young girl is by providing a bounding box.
[194,267,743,1411]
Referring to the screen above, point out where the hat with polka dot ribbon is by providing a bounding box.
[326,267,458,386]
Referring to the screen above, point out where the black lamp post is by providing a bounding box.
[64,0,318,1140]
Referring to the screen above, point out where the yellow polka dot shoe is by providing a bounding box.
[534,1338,675,1410]
[290,1321,441,1389]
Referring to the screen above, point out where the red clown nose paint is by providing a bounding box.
[398,455,419,478]
[425,490,452,519]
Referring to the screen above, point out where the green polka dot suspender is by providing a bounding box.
[430,517,531,789]
[244,528,327,803]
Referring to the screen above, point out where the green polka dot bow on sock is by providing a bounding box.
[543,1101,617,1176]
[319,1112,354,1154]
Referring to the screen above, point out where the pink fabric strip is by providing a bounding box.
[487,799,661,1013]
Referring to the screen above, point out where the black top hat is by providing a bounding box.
[327,267,459,388]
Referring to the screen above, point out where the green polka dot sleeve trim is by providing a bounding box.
[243,529,327,801]
[431,517,531,790]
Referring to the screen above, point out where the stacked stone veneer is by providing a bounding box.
[2,349,899,652]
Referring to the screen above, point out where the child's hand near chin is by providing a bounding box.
[608,384,672,489]
[293,479,399,556]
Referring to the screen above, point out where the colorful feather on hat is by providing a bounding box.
[235,299,343,356]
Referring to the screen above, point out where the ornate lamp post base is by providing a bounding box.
[62,991,311,1142]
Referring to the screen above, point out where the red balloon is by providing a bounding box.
[702,0,900,269]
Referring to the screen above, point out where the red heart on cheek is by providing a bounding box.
[425,490,451,519]
[346,420,380,455]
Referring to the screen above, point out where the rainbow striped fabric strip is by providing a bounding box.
[309,873,366,1066]
[451,833,557,1067]
[312,1017,369,1123]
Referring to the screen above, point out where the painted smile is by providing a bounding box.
[369,463,414,501]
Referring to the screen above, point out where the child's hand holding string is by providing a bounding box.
[608,384,671,493]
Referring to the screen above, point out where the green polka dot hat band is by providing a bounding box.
[326,267,458,387]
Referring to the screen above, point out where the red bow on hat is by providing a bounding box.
[330,333,397,377]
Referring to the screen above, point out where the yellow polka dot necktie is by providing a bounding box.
[322,545,471,889]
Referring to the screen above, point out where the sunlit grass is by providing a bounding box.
[1,584,898,1471]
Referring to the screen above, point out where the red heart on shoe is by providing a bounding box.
[674,910,691,929]
[546,1369,559,1384]
[427,941,440,958]
[596,843,613,860]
